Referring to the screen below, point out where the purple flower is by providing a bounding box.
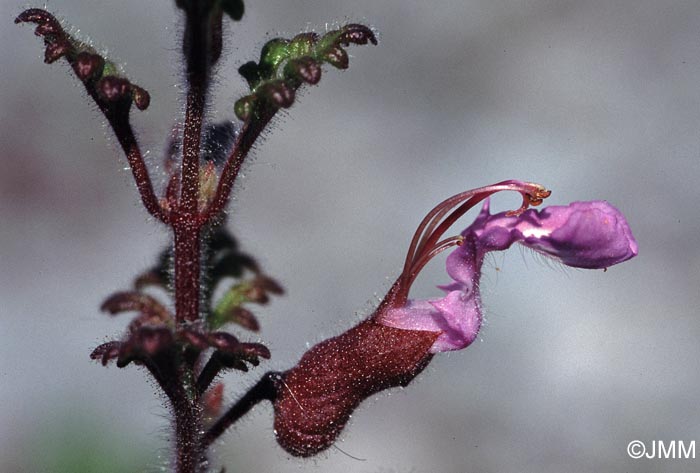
[377,188,638,353]
[472,200,638,268]
[271,180,638,457]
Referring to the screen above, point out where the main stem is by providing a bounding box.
[174,83,205,329]
[172,91,205,473]
[175,0,210,323]
[174,220,201,324]
[173,374,204,473]
[171,4,215,472]
[180,87,205,217]
[172,217,204,473]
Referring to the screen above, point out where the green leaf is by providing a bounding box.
[209,282,252,329]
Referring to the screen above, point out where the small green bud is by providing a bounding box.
[260,39,290,71]
[234,96,255,121]
[288,32,318,57]
[210,282,252,328]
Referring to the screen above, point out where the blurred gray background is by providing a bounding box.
[2,0,699,472]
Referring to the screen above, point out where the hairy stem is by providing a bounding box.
[174,220,201,324]
[173,376,203,473]
[107,114,169,223]
[171,5,218,470]
[201,117,272,222]
[179,0,215,216]
[180,88,205,215]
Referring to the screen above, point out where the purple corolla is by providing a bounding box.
[377,184,638,353]
[272,180,638,457]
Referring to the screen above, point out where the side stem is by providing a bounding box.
[108,116,169,223]
[202,373,279,447]
[200,116,272,223]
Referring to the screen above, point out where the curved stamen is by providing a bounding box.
[395,180,550,306]
[403,181,549,275]
[412,195,481,269]
[404,235,465,293]
[416,184,551,268]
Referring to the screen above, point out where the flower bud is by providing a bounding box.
[322,45,349,69]
[260,80,295,109]
[338,24,378,46]
[285,57,322,85]
[234,96,254,121]
[131,85,151,111]
[73,52,105,81]
[98,76,132,102]
[44,41,70,64]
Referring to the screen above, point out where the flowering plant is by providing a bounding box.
[16,3,637,472]
[271,180,637,456]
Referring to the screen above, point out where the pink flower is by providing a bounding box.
[272,180,637,456]
[378,196,638,352]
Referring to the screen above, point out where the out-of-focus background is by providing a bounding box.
[2,0,699,472]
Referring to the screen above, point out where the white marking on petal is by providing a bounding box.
[521,227,551,238]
